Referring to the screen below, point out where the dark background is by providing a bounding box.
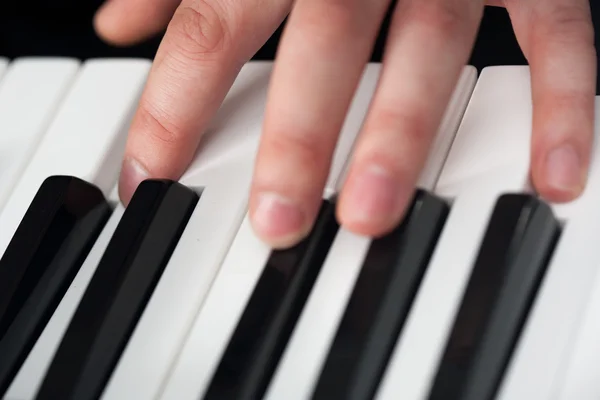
[0,2,598,92]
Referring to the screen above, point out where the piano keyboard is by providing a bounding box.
[0,56,598,400]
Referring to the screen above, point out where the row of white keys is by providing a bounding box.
[0,57,79,212]
[100,62,277,400]
[98,62,376,399]
[7,61,270,400]
[374,65,539,400]
[0,58,151,258]
[2,58,152,399]
[152,62,385,400]
[496,97,600,400]
[4,187,124,399]
[263,66,477,400]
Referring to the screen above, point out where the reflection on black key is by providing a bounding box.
[311,190,449,400]
[203,199,339,400]
[0,176,111,396]
[34,180,199,400]
[427,194,560,400]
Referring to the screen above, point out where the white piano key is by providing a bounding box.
[555,247,600,400]
[435,66,533,189]
[98,61,272,400]
[102,163,251,400]
[100,62,382,400]
[0,58,150,258]
[263,228,368,400]
[157,214,270,400]
[4,188,122,400]
[496,97,600,400]
[264,66,477,400]
[152,62,386,400]
[375,66,535,400]
[0,58,80,212]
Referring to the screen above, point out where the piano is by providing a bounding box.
[0,56,597,400]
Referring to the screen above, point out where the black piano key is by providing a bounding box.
[0,175,110,340]
[310,189,450,400]
[0,176,111,396]
[427,194,561,400]
[203,199,339,400]
[34,179,199,400]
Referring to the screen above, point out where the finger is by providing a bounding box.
[248,0,391,248]
[94,0,181,46]
[337,0,486,236]
[118,0,292,204]
[506,0,596,201]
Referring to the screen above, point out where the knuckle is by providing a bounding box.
[268,130,330,169]
[136,101,183,147]
[168,0,232,61]
[295,0,363,48]
[404,1,476,37]
[359,106,434,174]
[374,106,431,147]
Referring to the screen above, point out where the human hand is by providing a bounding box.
[95,0,596,248]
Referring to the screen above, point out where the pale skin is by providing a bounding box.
[94,0,597,248]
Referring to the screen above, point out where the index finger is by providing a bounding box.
[118,0,292,204]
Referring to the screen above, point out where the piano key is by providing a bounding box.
[0,58,150,259]
[375,66,535,400]
[5,188,124,400]
[156,200,337,400]
[0,58,79,212]
[0,176,111,396]
[203,199,338,400]
[264,228,371,400]
[264,66,476,400]
[0,175,109,339]
[156,213,274,400]
[495,100,600,400]
[101,62,383,400]
[426,194,560,400]
[0,176,94,339]
[309,190,449,400]
[34,180,199,400]
[156,65,476,400]
[552,253,600,400]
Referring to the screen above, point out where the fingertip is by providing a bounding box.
[93,0,173,46]
[93,2,131,46]
[249,192,312,249]
[337,163,409,237]
[533,142,588,203]
[118,156,150,206]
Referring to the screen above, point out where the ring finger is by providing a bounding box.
[337,0,486,236]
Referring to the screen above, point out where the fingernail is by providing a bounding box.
[545,144,583,192]
[252,192,307,248]
[345,164,400,223]
[119,157,149,205]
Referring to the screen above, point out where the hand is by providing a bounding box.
[95,0,596,248]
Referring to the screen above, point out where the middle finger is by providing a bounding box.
[249,0,391,247]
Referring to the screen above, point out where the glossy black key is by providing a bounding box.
[0,176,111,396]
[310,190,450,400]
[0,175,110,340]
[203,199,339,400]
[427,194,560,400]
[34,179,199,400]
